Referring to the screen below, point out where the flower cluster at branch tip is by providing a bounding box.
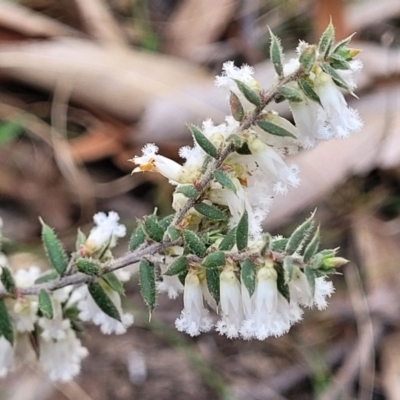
[0,22,358,382]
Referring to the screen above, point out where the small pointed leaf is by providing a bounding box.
[159,215,174,230]
[176,184,199,199]
[271,237,288,252]
[329,53,350,70]
[144,215,164,242]
[183,230,207,257]
[203,251,226,269]
[206,267,220,303]
[188,124,218,158]
[318,21,335,57]
[257,120,296,139]
[275,263,290,302]
[303,226,320,262]
[298,78,321,104]
[230,91,245,121]
[40,219,68,275]
[75,228,86,251]
[193,203,226,221]
[76,258,100,276]
[285,212,315,255]
[0,267,15,294]
[277,86,303,103]
[299,44,316,74]
[102,272,124,295]
[218,227,237,251]
[164,256,188,276]
[283,256,294,283]
[322,63,350,90]
[213,170,236,192]
[332,33,356,54]
[236,211,249,251]
[35,270,59,284]
[304,266,316,296]
[0,299,13,345]
[139,259,156,313]
[269,28,284,76]
[38,289,54,319]
[129,225,146,251]
[233,79,261,107]
[167,226,181,241]
[241,259,256,296]
[88,281,121,321]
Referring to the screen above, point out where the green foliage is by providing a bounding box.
[241,259,256,296]
[88,281,121,321]
[0,299,13,345]
[188,124,218,158]
[139,259,156,315]
[38,290,54,319]
[236,211,249,251]
[233,79,261,107]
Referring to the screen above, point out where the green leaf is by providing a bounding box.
[203,251,226,269]
[213,170,236,192]
[193,203,226,221]
[271,237,288,252]
[233,79,261,107]
[277,85,303,103]
[102,272,124,295]
[329,53,350,70]
[38,290,54,319]
[299,44,316,74]
[40,219,68,275]
[304,266,316,297]
[0,120,23,145]
[283,256,294,283]
[236,211,249,251]
[206,267,220,303]
[183,230,207,257]
[129,225,146,251]
[76,258,100,276]
[0,267,15,294]
[34,270,59,284]
[285,212,315,255]
[75,228,86,251]
[275,263,290,302]
[88,281,121,321]
[298,78,321,104]
[230,91,245,122]
[167,226,180,241]
[158,214,174,230]
[318,20,335,57]
[227,134,243,148]
[322,63,350,90]
[139,259,156,314]
[144,215,164,242]
[260,233,271,257]
[164,256,188,276]
[178,269,189,286]
[331,33,356,55]
[218,227,237,251]
[269,28,284,77]
[241,259,256,296]
[303,226,320,262]
[257,120,296,139]
[188,124,218,158]
[0,299,13,345]
[176,184,199,199]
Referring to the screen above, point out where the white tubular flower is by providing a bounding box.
[76,286,134,335]
[241,265,293,340]
[247,136,300,194]
[39,328,88,382]
[0,336,14,378]
[175,271,212,337]
[314,70,363,139]
[131,143,183,184]
[85,211,126,252]
[289,97,326,149]
[216,267,243,338]
[336,59,363,91]
[14,266,40,288]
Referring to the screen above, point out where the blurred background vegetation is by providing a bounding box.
[0,0,400,399]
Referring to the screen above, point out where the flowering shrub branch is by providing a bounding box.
[0,22,361,381]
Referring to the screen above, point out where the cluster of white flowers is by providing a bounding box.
[0,24,361,383]
[0,212,130,381]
